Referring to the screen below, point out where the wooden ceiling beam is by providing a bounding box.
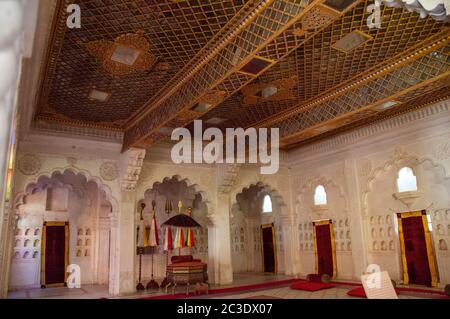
[122,0,362,151]
[255,33,450,147]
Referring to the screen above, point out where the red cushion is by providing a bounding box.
[347,287,367,298]
[171,255,193,263]
[290,281,336,292]
[347,286,400,298]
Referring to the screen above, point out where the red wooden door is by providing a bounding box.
[44,225,67,286]
[401,216,432,286]
[261,225,276,273]
[315,223,334,277]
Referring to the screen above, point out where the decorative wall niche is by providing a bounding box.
[45,187,69,211]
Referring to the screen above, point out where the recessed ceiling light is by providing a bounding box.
[375,100,399,110]
[111,45,140,66]
[88,89,110,102]
[205,117,226,125]
[191,102,212,113]
[256,86,278,98]
[333,30,372,53]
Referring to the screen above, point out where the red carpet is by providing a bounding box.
[333,280,448,297]
[141,278,300,299]
[290,282,336,292]
[346,286,400,298]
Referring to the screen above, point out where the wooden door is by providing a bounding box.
[41,222,69,287]
[261,223,277,273]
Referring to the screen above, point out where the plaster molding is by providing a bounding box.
[288,99,450,165]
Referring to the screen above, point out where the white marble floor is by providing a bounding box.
[7,273,447,299]
[7,272,291,299]
[213,286,440,299]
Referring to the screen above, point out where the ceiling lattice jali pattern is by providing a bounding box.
[34,0,450,150]
[205,1,446,130]
[36,0,248,127]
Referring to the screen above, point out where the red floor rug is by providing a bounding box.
[290,282,336,292]
[346,286,400,298]
[141,278,300,299]
[333,280,448,298]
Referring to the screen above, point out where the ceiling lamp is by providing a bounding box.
[88,89,110,102]
[375,100,399,110]
[205,117,226,125]
[333,30,372,53]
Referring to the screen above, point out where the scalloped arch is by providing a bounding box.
[294,176,347,211]
[140,174,213,224]
[234,181,287,209]
[14,167,119,212]
[362,155,449,213]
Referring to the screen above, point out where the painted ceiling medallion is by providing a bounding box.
[85,30,156,76]
[242,76,297,106]
[300,4,340,31]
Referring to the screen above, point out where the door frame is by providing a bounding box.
[260,223,277,273]
[396,210,438,287]
[41,221,70,288]
[312,219,337,278]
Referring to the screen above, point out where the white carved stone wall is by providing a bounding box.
[9,175,112,290]
[136,177,210,282]
[288,99,450,286]
[293,169,353,279]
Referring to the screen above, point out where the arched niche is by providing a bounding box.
[230,182,287,275]
[294,176,352,279]
[9,167,118,293]
[138,175,212,281]
[363,155,450,284]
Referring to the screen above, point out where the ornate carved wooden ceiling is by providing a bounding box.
[34,0,450,150]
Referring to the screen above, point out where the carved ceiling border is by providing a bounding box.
[287,97,450,159]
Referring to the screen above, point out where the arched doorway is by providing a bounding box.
[138,175,211,284]
[9,168,118,293]
[230,183,286,275]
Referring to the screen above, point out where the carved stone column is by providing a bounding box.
[208,164,241,285]
[344,158,367,279]
[279,214,295,275]
[111,148,146,295]
[213,193,233,285]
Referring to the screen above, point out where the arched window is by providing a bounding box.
[262,194,272,213]
[314,185,327,205]
[397,167,417,192]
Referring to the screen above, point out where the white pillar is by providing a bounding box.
[113,191,137,295]
[209,193,233,285]
[279,214,295,275]
[344,158,368,280]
